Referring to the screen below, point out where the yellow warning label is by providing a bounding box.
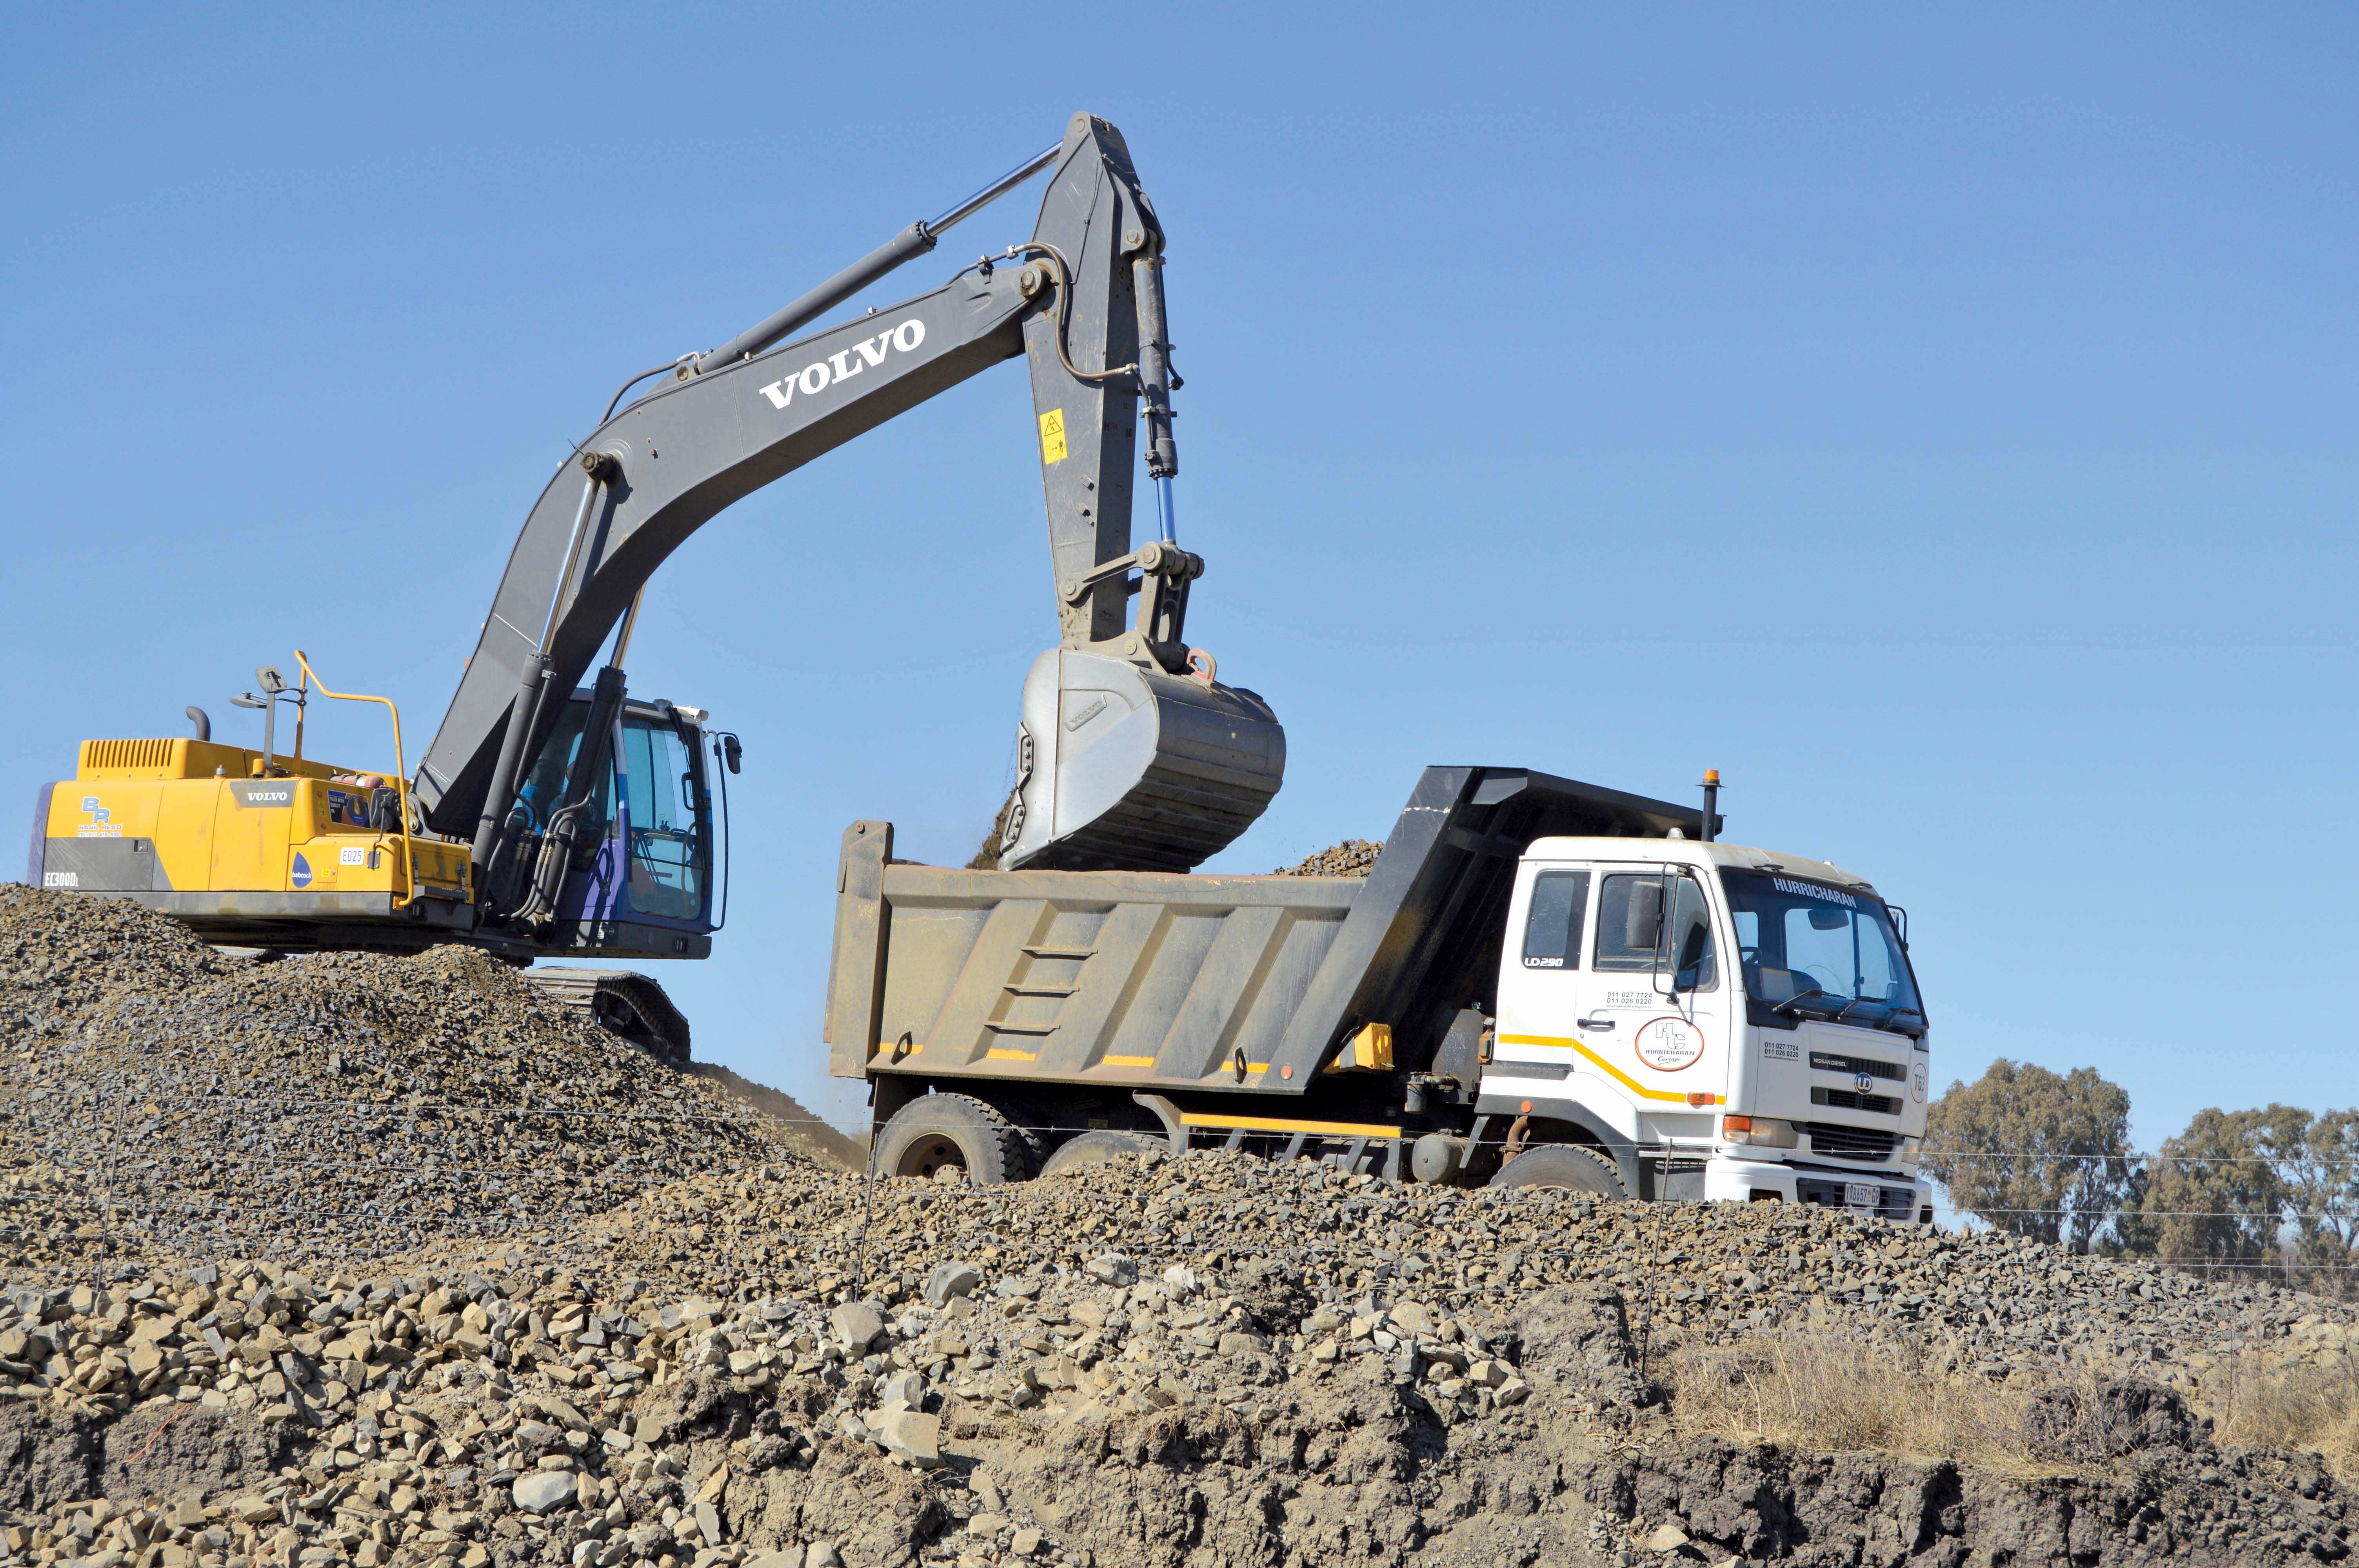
[1038,408,1068,464]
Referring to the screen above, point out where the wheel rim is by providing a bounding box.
[895,1134,967,1180]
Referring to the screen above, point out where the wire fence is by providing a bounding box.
[5,1084,2357,1301]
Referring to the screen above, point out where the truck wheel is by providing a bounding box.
[871,1093,1036,1185]
[1488,1143,1625,1198]
[1038,1130,1160,1178]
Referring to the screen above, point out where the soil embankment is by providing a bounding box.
[2,888,2354,1566]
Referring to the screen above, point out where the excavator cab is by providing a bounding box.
[495,690,728,959]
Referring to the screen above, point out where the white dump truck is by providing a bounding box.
[825,766,1932,1220]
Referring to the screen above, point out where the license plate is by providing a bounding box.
[1844,1182,1878,1210]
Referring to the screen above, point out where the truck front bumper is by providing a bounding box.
[1703,1155,1932,1223]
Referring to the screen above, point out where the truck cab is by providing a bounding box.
[1492,838,1931,1219]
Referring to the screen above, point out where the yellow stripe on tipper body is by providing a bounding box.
[1180,1112,1403,1140]
[1102,1054,1156,1068]
[985,1047,1037,1062]
[1496,1033,1724,1106]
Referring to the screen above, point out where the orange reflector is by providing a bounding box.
[1519,1100,1532,1114]
[1687,1092,1713,1106]
[1723,1114,1753,1133]
[1280,1064,1292,1080]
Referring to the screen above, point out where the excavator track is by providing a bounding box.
[522,968,692,1067]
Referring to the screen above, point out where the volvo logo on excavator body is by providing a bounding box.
[756,319,926,411]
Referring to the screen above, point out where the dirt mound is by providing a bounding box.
[685,1063,866,1172]
[1,1178,2349,1566]
[7,893,2357,1563]
[0,886,800,1270]
[1275,840,1381,877]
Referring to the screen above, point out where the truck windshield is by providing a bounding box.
[1720,870,1922,1030]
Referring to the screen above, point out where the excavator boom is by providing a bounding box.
[416,114,1283,879]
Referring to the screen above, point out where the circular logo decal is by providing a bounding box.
[1633,1016,1706,1072]
[1909,1063,1927,1104]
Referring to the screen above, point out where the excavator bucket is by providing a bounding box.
[998,649,1285,873]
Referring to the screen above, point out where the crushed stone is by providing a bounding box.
[0,887,801,1270]
[5,890,2357,1566]
[1273,841,1381,878]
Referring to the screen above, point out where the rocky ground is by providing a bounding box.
[0,886,816,1269]
[3,890,2356,1567]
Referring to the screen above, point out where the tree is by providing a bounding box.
[2284,1110,2359,1280]
[2136,1105,2304,1278]
[1921,1060,2136,1250]
[2135,1105,2359,1292]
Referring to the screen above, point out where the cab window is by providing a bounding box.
[1520,870,1590,969]
[1594,871,1719,991]
[1667,875,1719,991]
[617,716,703,920]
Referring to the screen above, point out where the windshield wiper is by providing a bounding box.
[1770,986,1837,1018]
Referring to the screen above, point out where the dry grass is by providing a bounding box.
[1670,1330,2359,1480]
[2201,1347,2359,1478]
[1666,1330,2172,1476]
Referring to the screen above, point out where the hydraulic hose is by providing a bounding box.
[1009,242,1140,386]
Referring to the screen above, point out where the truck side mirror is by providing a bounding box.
[256,665,287,695]
[720,734,742,775]
[1625,880,1664,951]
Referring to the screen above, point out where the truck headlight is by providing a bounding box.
[1721,1114,1797,1149]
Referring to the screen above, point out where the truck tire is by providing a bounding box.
[1488,1143,1625,1198]
[1038,1130,1160,1178]
[871,1093,1036,1185]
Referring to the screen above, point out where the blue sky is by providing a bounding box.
[5,6,2352,1148]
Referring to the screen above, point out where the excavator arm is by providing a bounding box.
[413,113,1283,893]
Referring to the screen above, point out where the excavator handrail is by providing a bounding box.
[293,650,422,911]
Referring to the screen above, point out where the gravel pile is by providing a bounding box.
[8,889,2359,1566]
[1271,842,1380,878]
[0,888,799,1271]
[3,1145,2355,1567]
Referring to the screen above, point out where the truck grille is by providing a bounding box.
[1812,1086,1900,1116]
[1808,1051,1904,1082]
[1797,1177,1915,1221]
[1803,1121,1899,1160]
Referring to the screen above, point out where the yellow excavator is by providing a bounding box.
[28,114,1286,1055]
